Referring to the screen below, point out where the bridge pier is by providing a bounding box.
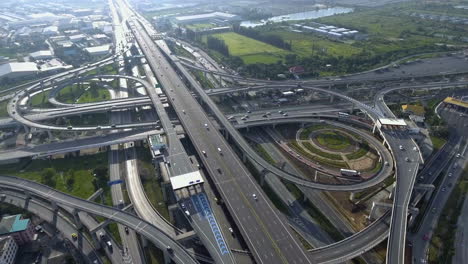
[414,184,435,202]
[87,188,104,203]
[368,202,392,220]
[72,209,83,229]
[47,130,54,142]
[90,232,101,249]
[408,207,419,227]
[50,201,58,211]
[314,170,318,182]
[388,182,396,200]
[349,192,355,202]
[259,169,268,187]
[329,95,335,103]
[242,153,247,163]
[300,122,305,128]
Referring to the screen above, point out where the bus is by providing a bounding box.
[338,112,350,118]
[340,169,360,177]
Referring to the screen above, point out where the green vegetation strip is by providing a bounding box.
[431,136,447,152]
[302,142,343,160]
[289,141,348,168]
[299,124,332,140]
[255,144,277,165]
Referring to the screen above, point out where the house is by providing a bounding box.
[289,66,305,75]
[0,215,35,245]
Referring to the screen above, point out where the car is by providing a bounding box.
[278,110,283,114]
[283,113,288,116]
[431,207,436,213]
[399,145,404,150]
[202,150,207,157]
[125,227,129,234]
[423,233,430,241]
[217,147,222,153]
[227,116,234,120]
[35,225,43,232]
[405,157,410,162]
[185,210,190,216]
[442,187,446,192]
[106,241,112,249]
[182,110,185,114]
[166,246,174,254]
[252,194,257,200]
[448,173,452,177]
[241,117,246,121]
[456,153,461,158]
[67,126,73,130]
[266,112,271,115]
[204,123,209,129]
[413,147,418,152]
[228,227,234,236]
[262,114,268,118]
[99,232,105,239]
[384,161,389,166]
[247,110,251,113]
[217,168,222,174]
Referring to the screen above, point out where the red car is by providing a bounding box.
[422,233,430,241]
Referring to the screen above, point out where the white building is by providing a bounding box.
[0,62,38,80]
[42,26,59,36]
[69,34,86,43]
[0,236,18,264]
[174,12,240,24]
[29,50,53,60]
[84,45,110,56]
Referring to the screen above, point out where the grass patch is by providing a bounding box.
[255,144,277,165]
[206,32,292,64]
[106,223,122,245]
[431,136,447,151]
[144,242,164,264]
[300,124,332,140]
[0,100,8,117]
[29,90,53,108]
[264,30,362,58]
[289,141,348,168]
[346,144,370,160]
[315,131,351,151]
[0,153,108,200]
[136,147,171,222]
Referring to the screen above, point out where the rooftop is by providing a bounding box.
[29,50,53,58]
[170,171,204,190]
[0,215,30,235]
[175,12,238,22]
[444,97,468,108]
[378,118,407,126]
[0,62,38,77]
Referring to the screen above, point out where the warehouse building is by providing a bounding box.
[0,236,18,264]
[0,62,38,80]
[174,12,240,25]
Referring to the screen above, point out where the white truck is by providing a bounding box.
[340,169,361,177]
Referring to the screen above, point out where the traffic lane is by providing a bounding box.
[150,48,310,262]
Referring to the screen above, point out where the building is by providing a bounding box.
[69,34,87,43]
[442,97,468,111]
[29,50,53,60]
[42,26,59,36]
[84,45,110,56]
[0,215,35,245]
[401,104,425,116]
[0,236,18,264]
[0,62,38,80]
[174,12,240,25]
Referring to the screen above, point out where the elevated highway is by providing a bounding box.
[0,175,198,264]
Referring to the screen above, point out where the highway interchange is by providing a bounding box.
[0,0,466,263]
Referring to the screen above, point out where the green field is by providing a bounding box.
[56,83,111,104]
[263,30,362,58]
[0,153,108,200]
[208,32,292,64]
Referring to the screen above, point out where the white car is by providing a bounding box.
[252,194,257,200]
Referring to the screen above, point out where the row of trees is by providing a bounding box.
[232,24,291,50]
[206,36,229,56]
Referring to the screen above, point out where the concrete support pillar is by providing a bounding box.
[388,183,396,200]
[140,236,149,248]
[225,131,229,141]
[50,201,58,211]
[330,95,334,103]
[378,155,382,163]
[300,123,305,128]
[25,191,31,200]
[23,125,30,134]
[47,130,53,142]
[408,208,419,227]
[350,103,355,113]
[90,233,101,249]
[259,169,268,187]
[349,192,355,201]
[242,153,247,163]
[314,171,318,182]
[246,126,250,132]
[163,251,172,264]
[272,124,276,129]
[368,202,377,220]
[72,209,83,229]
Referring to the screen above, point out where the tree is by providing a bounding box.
[41,168,56,187]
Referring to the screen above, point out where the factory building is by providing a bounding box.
[0,62,38,80]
